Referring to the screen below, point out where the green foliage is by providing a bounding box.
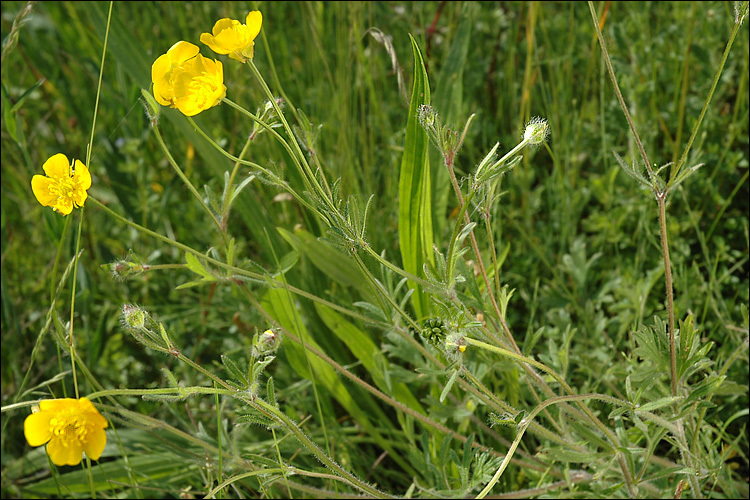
[1,2,748,499]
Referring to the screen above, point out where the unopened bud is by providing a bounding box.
[418,104,437,130]
[252,329,282,357]
[523,116,549,145]
[122,304,147,330]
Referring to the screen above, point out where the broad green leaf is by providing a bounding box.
[399,34,434,319]
[260,286,416,475]
[314,302,425,415]
[277,227,373,300]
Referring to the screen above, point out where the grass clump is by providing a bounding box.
[1,2,748,498]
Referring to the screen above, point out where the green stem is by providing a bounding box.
[215,384,223,498]
[152,124,226,243]
[87,387,234,400]
[186,114,322,219]
[465,337,628,459]
[587,1,653,179]
[49,216,72,303]
[361,244,433,288]
[657,193,678,397]
[246,60,332,206]
[221,97,321,210]
[91,196,384,327]
[68,211,84,399]
[477,393,634,499]
[670,2,748,183]
[249,398,395,499]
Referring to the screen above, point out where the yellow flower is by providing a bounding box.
[151,41,226,116]
[24,397,108,466]
[31,153,92,215]
[200,11,263,62]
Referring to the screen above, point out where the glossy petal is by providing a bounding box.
[52,200,74,216]
[47,437,83,466]
[245,11,263,39]
[42,153,70,179]
[73,160,92,191]
[82,426,107,460]
[212,18,238,37]
[31,175,56,206]
[167,41,200,65]
[24,411,53,447]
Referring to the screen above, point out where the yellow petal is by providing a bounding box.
[47,437,83,466]
[82,427,107,460]
[52,200,74,216]
[80,398,109,428]
[167,41,199,65]
[205,30,235,55]
[245,11,263,40]
[151,53,172,85]
[73,160,91,190]
[212,18,239,36]
[39,398,77,412]
[42,153,70,179]
[24,411,53,447]
[199,33,223,54]
[31,175,57,207]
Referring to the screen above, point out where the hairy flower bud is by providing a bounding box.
[523,117,550,145]
[121,304,147,330]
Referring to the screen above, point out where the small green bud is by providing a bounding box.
[121,303,147,330]
[418,104,437,130]
[523,116,549,145]
[141,88,160,124]
[252,329,282,358]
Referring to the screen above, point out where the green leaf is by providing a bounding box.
[635,396,682,412]
[260,286,415,475]
[439,368,460,403]
[399,34,434,319]
[277,227,372,300]
[221,354,249,385]
[314,302,425,415]
[184,253,210,278]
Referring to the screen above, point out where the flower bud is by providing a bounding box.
[417,104,437,130]
[121,304,147,330]
[523,116,550,145]
[252,329,282,358]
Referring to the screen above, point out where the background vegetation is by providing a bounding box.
[1,1,748,498]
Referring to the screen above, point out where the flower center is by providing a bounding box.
[189,74,221,104]
[48,174,80,206]
[49,408,89,447]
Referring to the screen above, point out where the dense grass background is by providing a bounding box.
[1,1,748,498]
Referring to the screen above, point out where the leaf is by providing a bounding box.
[635,396,682,412]
[277,227,372,300]
[399,34,434,319]
[260,287,416,475]
[184,253,213,279]
[314,302,425,415]
[222,354,249,386]
[439,368,460,403]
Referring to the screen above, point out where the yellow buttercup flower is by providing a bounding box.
[31,153,92,215]
[151,41,226,116]
[24,397,108,466]
[200,11,263,62]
